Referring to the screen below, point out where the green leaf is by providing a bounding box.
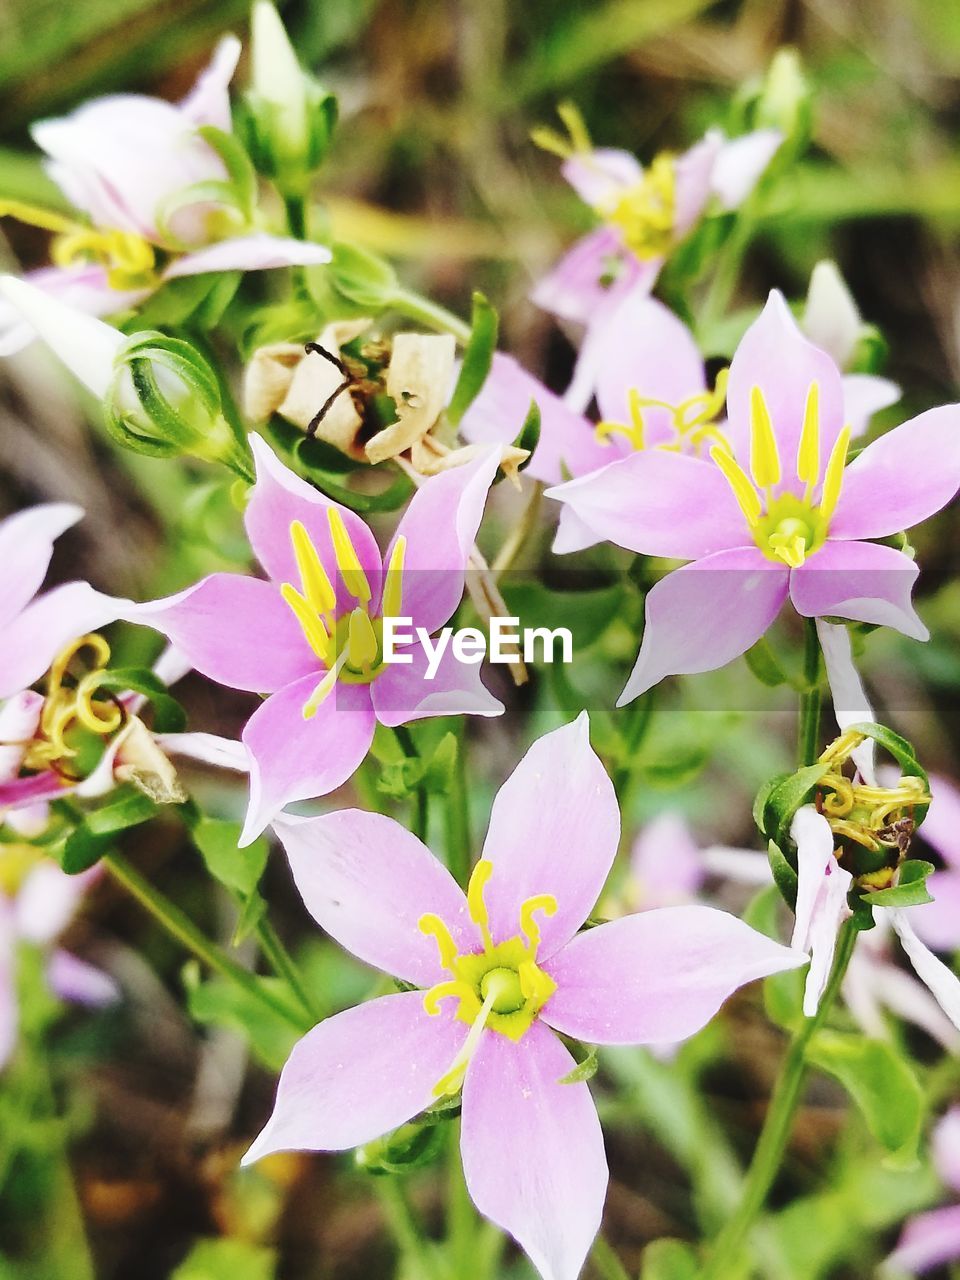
[232,890,268,945]
[757,762,830,847]
[196,126,258,222]
[844,721,930,825]
[767,839,799,910]
[61,787,159,873]
[862,860,935,908]
[808,1031,924,1163]
[329,241,398,309]
[558,1043,598,1084]
[355,1114,449,1176]
[513,399,542,472]
[97,667,187,733]
[185,969,298,1071]
[745,637,791,687]
[640,1238,700,1280]
[446,292,498,425]
[192,818,268,898]
[171,1237,277,1280]
[291,448,415,512]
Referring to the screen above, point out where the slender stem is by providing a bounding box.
[255,916,323,1024]
[699,920,858,1279]
[446,1122,476,1275]
[613,691,655,801]
[284,193,307,239]
[102,851,307,1030]
[590,1233,632,1280]
[375,1177,444,1280]
[444,722,472,888]
[698,212,755,338]
[393,725,429,842]
[492,482,544,576]
[798,618,823,767]
[390,289,471,343]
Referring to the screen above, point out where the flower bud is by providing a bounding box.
[735,49,812,158]
[106,332,253,479]
[240,1,338,197]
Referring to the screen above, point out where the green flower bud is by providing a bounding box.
[733,48,812,159]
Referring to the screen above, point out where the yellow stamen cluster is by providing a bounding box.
[0,200,158,292]
[280,512,406,719]
[419,859,558,1097]
[596,368,729,456]
[711,382,851,569]
[600,153,676,260]
[21,634,123,775]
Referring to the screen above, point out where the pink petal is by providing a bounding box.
[542,905,804,1044]
[546,451,748,559]
[876,962,960,1054]
[594,294,707,442]
[709,129,782,210]
[240,676,375,845]
[934,1109,960,1194]
[0,772,64,810]
[371,638,503,727]
[906,872,960,954]
[552,504,605,554]
[562,275,659,414]
[130,573,317,694]
[790,539,927,640]
[829,405,960,541]
[163,234,332,280]
[179,35,241,130]
[725,291,846,472]
[244,433,383,609]
[561,147,642,206]
[919,776,960,868]
[0,582,123,701]
[272,809,474,986]
[530,226,646,326]
[790,806,841,950]
[791,808,853,1016]
[0,502,82,629]
[888,1205,960,1275]
[388,448,500,635]
[816,620,876,783]
[673,130,725,234]
[841,373,900,439]
[892,909,960,1032]
[459,353,611,486]
[461,1022,607,1280]
[0,690,43,781]
[629,813,705,908]
[156,732,249,772]
[15,863,96,944]
[619,548,789,705]
[0,264,149,355]
[243,992,468,1160]
[47,949,119,1007]
[478,714,620,959]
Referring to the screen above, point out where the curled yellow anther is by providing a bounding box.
[466,858,495,951]
[423,979,476,1017]
[519,893,558,955]
[419,913,459,971]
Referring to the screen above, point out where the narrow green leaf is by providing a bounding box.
[745,637,790,687]
[559,1044,599,1084]
[446,292,498,425]
[862,860,935,908]
[641,1239,700,1280]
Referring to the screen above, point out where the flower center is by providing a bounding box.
[599,152,676,260]
[710,382,851,568]
[418,858,558,1097]
[0,200,158,292]
[19,634,124,779]
[280,512,406,719]
[595,368,729,456]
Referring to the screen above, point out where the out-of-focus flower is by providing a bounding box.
[547,291,960,704]
[887,1110,960,1274]
[241,716,804,1280]
[0,857,118,1070]
[626,810,770,911]
[129,435,503,844]
[532,114,781,410]
[0,36,330,353]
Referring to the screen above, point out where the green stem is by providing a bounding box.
[102,851,307,1031]
[446,1122,476,1276]
[613,691,655,801]
[699,919,858,1279]
[375,1177,444,1280]
[255,916,323,1024]
[390,289,471,343]
[590,1233,632,1280]
[798,618,822,767]
[444,723,472,888]
[698,211,755,338]
[284,193,308,239]
[394,725,429,842]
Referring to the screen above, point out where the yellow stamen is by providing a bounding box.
[301,651,349,719]
[280,583,332,663]
[0,199,80,236]
[423,979,478,1018]
[327,508,371,604]
[749,386,781,489]
[796,382,820,490]
[711,445,763,526]
[820,425,851,523]
[290,520,336,617]
[467,858,495,951]
[430,976,507,1097]
[347,607,379,671]
[382,535,406,620]
[519,894,558,952]
[419,913,460,970]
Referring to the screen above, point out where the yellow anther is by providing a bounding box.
[382,535,406,620]
[301,651,348,719]
[603,153,676,260]
[280,583,332,664]
[819,425,851,523]
[419,913,460,971]
[0,199,80,236]
[518,959,558,1005]
[519,894,558,955]
[73,671,123,735]
[797,382,820,490]
[429,973,511,1097]
[347,608,379,671]
[423,979,477,1017]
[558,100,592,154]
[711,445,763,527]
[327,507,371,604]
[749,386,781,489]
[289,520,336,617]
[466,858,495,950]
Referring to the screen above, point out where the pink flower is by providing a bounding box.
[130,436,503,844]
[547,292,960,704]
[888,1109,960,1274]
[628,810,770,911]
[907,776,960,955]
[0,38,330,354]
[0,860,118,1071]
[242,716,804,1280]
[533,128,781,410]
